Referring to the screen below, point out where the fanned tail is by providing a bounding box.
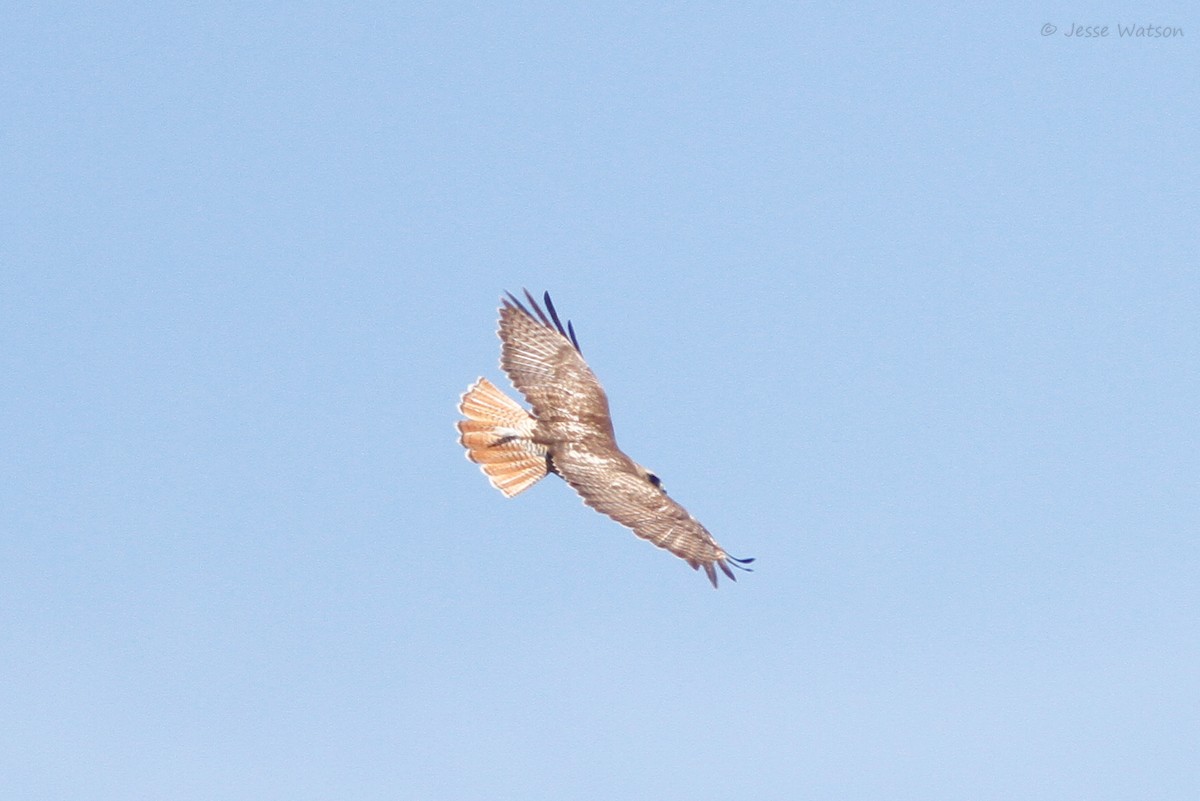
[457,378,549,497]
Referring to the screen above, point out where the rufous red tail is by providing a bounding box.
[457,378,549,497]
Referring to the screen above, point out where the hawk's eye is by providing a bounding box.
[647,473,663,489]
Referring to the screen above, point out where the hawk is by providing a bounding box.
[457,290,753,587]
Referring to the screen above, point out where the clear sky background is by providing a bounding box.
[2,3,1197,800]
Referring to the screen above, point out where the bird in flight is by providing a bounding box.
[457,290,753,587]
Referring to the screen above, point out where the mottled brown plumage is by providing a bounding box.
[457,290,752,587]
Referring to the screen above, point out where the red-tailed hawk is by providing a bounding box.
[457,290,753,587]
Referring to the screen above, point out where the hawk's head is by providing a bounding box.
[634,463,666,494]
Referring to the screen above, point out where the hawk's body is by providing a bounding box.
[457,290,752,587]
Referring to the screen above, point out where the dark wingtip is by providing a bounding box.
[502,289,530,317]
[502,289,582,353]
[728,555,755,570]
[541,292,582,353]
[542,291,566,335]
[522,288,548,325]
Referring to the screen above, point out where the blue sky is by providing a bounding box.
[2,3,1197,799]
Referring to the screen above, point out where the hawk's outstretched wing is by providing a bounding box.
[462,290,752,587]
[555,449,751,587]
[497,291,612,435]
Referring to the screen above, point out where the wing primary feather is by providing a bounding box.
[521,288,555,329]
[504,291,531,318]
[503,289,582,353]
[542,291,575,348]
